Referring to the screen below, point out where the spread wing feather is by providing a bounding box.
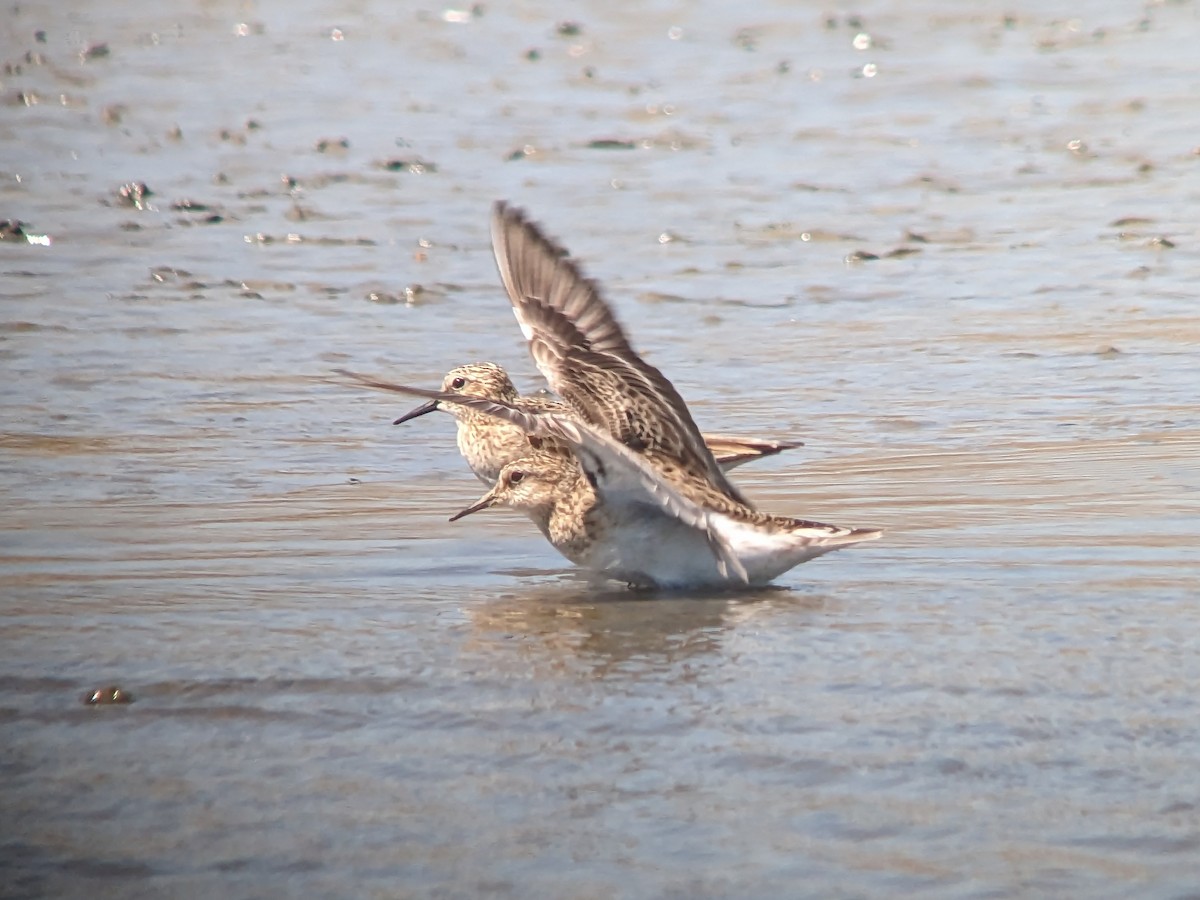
[490,202,752,507]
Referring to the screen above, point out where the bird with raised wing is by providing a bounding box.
[335,200,880,588]
[392,361,804,485]
[338,374,880,588]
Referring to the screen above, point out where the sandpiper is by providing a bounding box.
[456,443,879,588]
[392,361,804,484]
[337,202,881,588]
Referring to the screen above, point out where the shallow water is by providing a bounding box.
[2,0,1199,896]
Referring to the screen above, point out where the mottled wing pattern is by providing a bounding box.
[511,394,571,415]
[490,202,751,506]
[490,203,632,358]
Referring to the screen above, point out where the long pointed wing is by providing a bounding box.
[334,370,750,582]
[490,202,752,506]
[702,434,805,471]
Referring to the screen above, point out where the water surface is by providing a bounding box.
[2,0,1198,896]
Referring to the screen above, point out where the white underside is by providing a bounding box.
[571,505,852,589]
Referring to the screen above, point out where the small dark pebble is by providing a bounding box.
[6,90,39,107]
[81,42,110,61]
[367,284,426,305]
[149,266,194,283]
[172,199,211,212]
[1148,236,1175,249]
[845,250,880,262]
[556,21,583,37]
[35,30,47,43]
[884,247,921,258]
[525,48,541,61]
[734,27,759,51]
[586,139,635,150]
[0,219,29,240]
[178,213,224,226]
[117,182,153,209]
[316,137,350,153]
[382,158,437,173]
[83,686,133,705]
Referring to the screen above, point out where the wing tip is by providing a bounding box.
[841,526,884,545]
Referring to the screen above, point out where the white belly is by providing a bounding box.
[573,510,730,589]
[566,507,847,590]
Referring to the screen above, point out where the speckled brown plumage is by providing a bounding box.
[391,361,803,485]
[491,201,753,505]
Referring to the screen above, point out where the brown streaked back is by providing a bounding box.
[490,201,751,506]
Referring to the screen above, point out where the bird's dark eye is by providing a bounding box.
[509,470,524,484]
[450,376,466,390]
